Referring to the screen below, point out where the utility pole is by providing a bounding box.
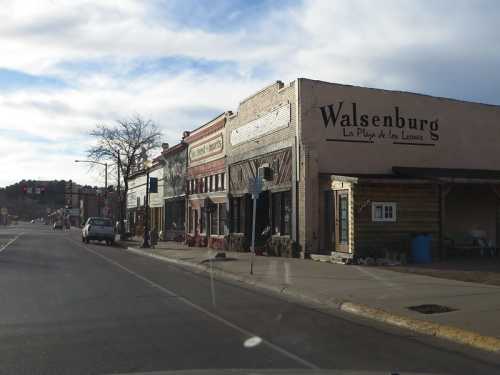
[117,154,125,239]
[142,163,151,248]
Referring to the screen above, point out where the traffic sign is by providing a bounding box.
[248,176,263,199]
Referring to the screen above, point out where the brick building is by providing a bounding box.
[223,78,500,260]
[226,81,298,256]
[185,113,229,249]
[159,141,188,242]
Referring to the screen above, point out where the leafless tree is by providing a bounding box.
[87,115,162,236]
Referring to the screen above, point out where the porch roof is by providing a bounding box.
[393,166,500,184]
[329,167,500,185]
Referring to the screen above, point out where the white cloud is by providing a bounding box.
[1,0,499,187]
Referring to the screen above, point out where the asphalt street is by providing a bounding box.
[0,223,499,374]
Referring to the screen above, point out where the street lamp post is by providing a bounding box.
[141,160,152,248]
[75,160,108,215]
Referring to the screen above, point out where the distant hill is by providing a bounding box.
[0,180,67,220]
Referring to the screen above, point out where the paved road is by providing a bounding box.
[0,223,499,374]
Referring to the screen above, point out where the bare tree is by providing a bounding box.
[87,115,162,237]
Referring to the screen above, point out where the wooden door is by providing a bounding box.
[334,190,349,253]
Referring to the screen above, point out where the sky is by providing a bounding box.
[1,0,500,188]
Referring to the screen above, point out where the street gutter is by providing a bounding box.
[119,242,500,354]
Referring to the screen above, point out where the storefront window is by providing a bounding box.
[231,197,246,233]
[231,198,240,233]
[218,203,226,235]
[215,174,219,191]
[188,207,193,232]
[200,207,206,233]
[220,173,225,190]
[165,200,185,231]
[210,206,217,234]
[272,192,281,234]
[282,191,291,235]
[271,191,292,236]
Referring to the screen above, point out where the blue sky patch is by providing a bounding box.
[0,68,68,91]
[151,0,300,32]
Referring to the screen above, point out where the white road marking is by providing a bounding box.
[67,238,319,370]
[0,233,23,253]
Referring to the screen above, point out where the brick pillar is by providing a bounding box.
[298,144,320,257]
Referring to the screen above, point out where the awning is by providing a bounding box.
[393,167,500,183]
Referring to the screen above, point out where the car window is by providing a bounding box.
[89,218,113,227]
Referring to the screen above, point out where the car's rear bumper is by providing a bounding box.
[85,234,115,241]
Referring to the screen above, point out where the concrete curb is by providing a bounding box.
[122,245,500,354]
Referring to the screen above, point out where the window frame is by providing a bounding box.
[200,207,206,233]
[218,203,225,235]
[210,205,218,235]
[371,202,397,222]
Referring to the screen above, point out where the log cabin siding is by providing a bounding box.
[353,183,440,258]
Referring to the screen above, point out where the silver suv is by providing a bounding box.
[82,217,115,246]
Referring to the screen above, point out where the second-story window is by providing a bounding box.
[220,173,225,190]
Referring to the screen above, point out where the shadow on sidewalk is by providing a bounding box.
[384,257,500,286]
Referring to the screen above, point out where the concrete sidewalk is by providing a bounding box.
[120,239,500,352]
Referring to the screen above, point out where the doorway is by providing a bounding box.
[194,209,198,235]
[334,190,349,252]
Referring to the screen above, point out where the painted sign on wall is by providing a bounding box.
[231,103,290,146]
[319,101,440,146]
[189,134,223,163]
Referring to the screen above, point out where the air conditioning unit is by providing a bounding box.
[258,166,273,181]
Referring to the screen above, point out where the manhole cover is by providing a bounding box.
[407,304,457,314]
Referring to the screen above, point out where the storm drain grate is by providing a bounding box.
[407,304,457,314]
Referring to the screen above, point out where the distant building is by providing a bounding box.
[185,113,229,249]
[159,141,188,242]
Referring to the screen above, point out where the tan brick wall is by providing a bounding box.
[226,81,297,163]
[225,80,299,253]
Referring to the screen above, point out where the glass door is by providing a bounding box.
[334,191,349,252]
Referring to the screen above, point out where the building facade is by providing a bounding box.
[185,113,229,249]
[226,81,298,256]
[297,78,500,260]
[160,141,188,242]
[125,77,500,261]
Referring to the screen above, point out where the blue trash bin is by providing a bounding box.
[411,234,432,264]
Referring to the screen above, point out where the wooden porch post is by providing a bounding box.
[490,185,500,250]
[439,184,453,260]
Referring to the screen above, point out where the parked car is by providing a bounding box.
[82,217,115,246]
[53,221,63,230]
